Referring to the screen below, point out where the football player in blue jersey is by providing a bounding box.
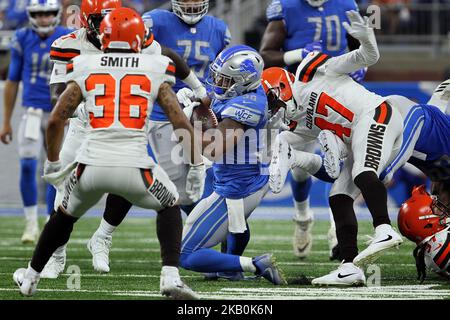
[0,0,72,244]
[259,0,367,259]
[179,45,286,285]
[142,0,231,214]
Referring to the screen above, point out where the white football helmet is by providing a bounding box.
[172,0,209,25]
[305,0,328,7]
[208,45,264,100]
[27,0,61,34]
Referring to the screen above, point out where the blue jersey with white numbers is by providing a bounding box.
[267,0,357,71]
[142,9,231,121]
[211,86,269,199]
[8,26,73,112]
[409,105,450,182]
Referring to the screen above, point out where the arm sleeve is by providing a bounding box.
[7,33,23,82]
[266,0,285,22]
[220,102,264,127]
[325,32,379,76]
[163,60,176,86]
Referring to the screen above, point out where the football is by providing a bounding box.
[190,100,218,131]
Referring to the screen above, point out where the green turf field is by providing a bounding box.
[0,216,449,300]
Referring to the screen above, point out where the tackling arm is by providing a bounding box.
[0,80,20,144]
[157,82,203,165]
[46,81,83,162]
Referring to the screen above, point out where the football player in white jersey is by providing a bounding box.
[13,8,202,299]
[42,0,207,278]
[264,10,405,286]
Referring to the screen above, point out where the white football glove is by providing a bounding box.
[177,88,195,108]
[186,162,206,203]
[192,85,207,100]
[342,10,373,43]
[44,159,62,176]
[267,108,290,131]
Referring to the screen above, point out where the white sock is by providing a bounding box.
[291,150,323,175]
[161,265,180,276]
[97,218,116,237]
[26,263,40,278]
[293,199,313,222]
[24,206,38,224]
[239,257,256,273]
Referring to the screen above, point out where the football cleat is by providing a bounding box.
[203,271,245,281]
[318,130,346,179]
[21,220,39,244]
[87,233,112,273]
[293,218,313,258]
[40,251,66,279]
[160,268,199,300]
[311,262,366,287]
[13,267,40,296]
[269,135,294,194]
[353,224,403,267]
[428,79,450,111]
[253,253,287,285]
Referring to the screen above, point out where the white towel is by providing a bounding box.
[24,108,43,141]
[226,198,247,233]
[42,161,78,192]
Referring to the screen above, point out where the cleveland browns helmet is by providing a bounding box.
[398,185,450,245]
[100,7,145,53]
[80,0,122,37]
[261,67,297,118]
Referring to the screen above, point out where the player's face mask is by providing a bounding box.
[172,0,209,25]
[27,0,61,34]
[431,195,450,217]
[267,87,287,117]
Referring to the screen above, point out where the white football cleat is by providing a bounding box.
[160,267,199,300]
[293,218,313,258]
[353,224,403,267]
[13,267,40,296]
[270,135,294,194]
[87,233,112,273]
[428,79,450,111]
[21,220,39,244]
[40,251,66,279]
[318,130,347,180]
[311,262,366,287]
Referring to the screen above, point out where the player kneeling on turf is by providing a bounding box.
[13,8,204,299]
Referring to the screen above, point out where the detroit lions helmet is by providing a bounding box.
[209,45,264,100]
[305,0,328,7]
[172,0,209,25]
[26,0,61,34]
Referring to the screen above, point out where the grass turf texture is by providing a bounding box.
[0,216,449,300]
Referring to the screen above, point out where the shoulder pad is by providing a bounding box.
[50,30,81,62]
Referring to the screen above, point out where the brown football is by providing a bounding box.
[190,100,218,131]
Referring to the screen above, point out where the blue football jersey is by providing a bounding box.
[8,26,73,112]
[211,86,269,199]
[267,0,357,71]
[142,9,231,121]
[410,105,450,182]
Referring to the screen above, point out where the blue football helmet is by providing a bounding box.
[27,0,61,34]
[208,45,264,100]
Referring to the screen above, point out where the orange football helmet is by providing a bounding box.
[261,67,295,116]
[100,7,145,53]
[80,0,122,35]
[398,185,450,245]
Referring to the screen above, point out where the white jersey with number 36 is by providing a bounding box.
[66,53,176,169]
[291,52,387,144]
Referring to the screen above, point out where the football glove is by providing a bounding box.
[267,108,290,131]
[177,88,196,108]
[342,10,374,43]
[44,159,62,176]
[186,162,206,203]
[302,41,323,59]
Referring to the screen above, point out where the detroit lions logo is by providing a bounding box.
[239,59,257,78]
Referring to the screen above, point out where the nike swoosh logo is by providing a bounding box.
[337,273,357,279]
[375,235,392,243]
